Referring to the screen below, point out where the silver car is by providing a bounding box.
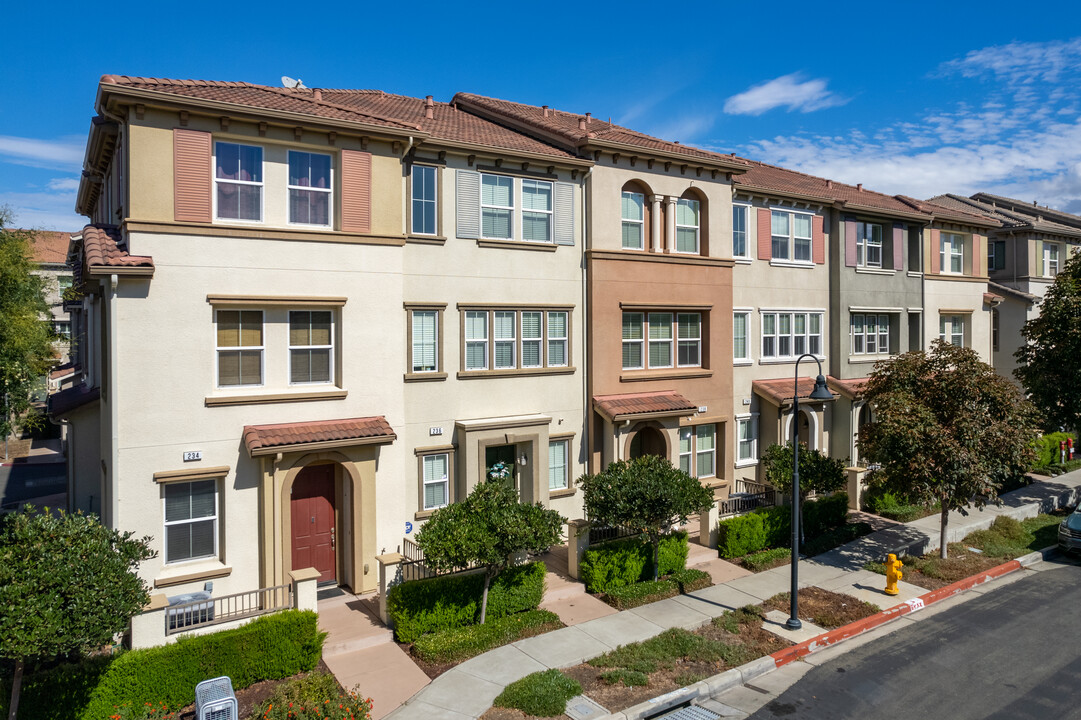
[1058,507,1081,554]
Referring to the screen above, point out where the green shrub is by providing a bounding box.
[804,493,849,536]
[718,495,848,559]
[411,609,561,664]
[600,669,649,686]
[386,561,546,643]
[0,610,324,720]
[579,532,687,593]
[864,489,928,523]
[1033,432,1074,468]
[603,579,678,610]
[716,512,768,559]
[255,671,373,720]
[669,568,712,593]
[742,547,790,572]
[494,669,581,717]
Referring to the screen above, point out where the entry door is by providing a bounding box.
[291,464,336,583]
[485,444,517,488]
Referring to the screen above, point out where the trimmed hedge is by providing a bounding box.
[494,669,582,717]
[717,493,849,559]
[603,579,679,610]
[1033,432,1075,469]
[579,531,688,593]
[0,610,324,720]
[411,609,562,664]
[742,547,791,572]
[386,561,546,643]
[668,568,712,593]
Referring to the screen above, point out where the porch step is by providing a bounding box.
[544,571,588,603]
[318,591,395,658]
[323,627,395,657]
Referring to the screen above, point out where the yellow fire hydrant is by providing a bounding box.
[885,553,903,596]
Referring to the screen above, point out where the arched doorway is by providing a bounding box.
[291,463,336,583]
[629,426,667,459]
[797,410,811,447]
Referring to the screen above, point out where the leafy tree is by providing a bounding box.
[760,442,847,542]
[0,507,156,719]
[1015,251,1081,434]
[858,340,1038,559]
[0,208,57,440]
[415,479,564,624]
[577,455,714,581]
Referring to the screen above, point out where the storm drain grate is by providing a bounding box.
[652,704,721,720]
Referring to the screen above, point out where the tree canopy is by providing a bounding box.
[0,209,57,439]
[1014,251,1081,433]
[760,442,847,498]
[415,479,564,624]
[577,454,714,580]
[0,507,155,718]
[858,340,1038,558]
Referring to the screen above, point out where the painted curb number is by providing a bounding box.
[905,598,925,613]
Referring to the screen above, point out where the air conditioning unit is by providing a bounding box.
[195,676,237,720]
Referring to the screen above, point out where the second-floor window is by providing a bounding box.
[857,222,883,268]
[548,439,569,490]
[462,308,570,373]
[289,311,333,384]
[675,198,700,253]
[422,453,449,511]
[737,415,758,465]
[622,312,702,370]
[1044,243,1060,277]
[411,310,438,373]
[412,165,438,235]
[733,205,749,258]
[216,310,263,387]
[940,314,965,346]
[622,191,645,249]
[215,142,263,222]
[481,174,514,240]
[761,311,822,360]
[988,240,1006,271]
[941,232,964,274]
[287,151,332,226]
[772,210,812,262]
[522,180,553,242]
[733,311,750,361]
[852,314,889,355]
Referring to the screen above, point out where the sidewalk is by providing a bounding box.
[371,469,1081,720]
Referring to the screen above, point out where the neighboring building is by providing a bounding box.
[28,230,75,368]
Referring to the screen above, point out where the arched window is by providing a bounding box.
[676,188,708,255]
[621,181,652,251]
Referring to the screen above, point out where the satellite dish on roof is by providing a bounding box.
[281,76,307,89]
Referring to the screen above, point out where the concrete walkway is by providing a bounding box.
[383,470,1081,720]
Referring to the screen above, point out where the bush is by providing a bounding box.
[718,495,849,559]
[742,547,790,572]
[255,671,373,720]
[668,568,712,593]
[411,609,561,664]
[603,579,678,610]
[863,488,928,523]
[1033,432,1075,469]
[494,669,581,718]
[716,512,769,559]
[579,532,688,593]
[803,493,849,536]
[386,561,546,643]
[0,610,324,720]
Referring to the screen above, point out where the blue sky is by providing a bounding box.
[4,0,1081,230]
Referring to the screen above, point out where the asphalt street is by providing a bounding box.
[748,555,1081,720]
[0,460,66,508]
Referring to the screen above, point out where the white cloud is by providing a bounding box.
[0,135,84,171]
[0,189,84,232]
[723,74,847,116]
[47,177,80,192]
[648,114,717,144]
[938,37,1081,85]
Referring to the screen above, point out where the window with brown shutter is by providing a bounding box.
[173,129,212,222]
[341,150,372,233]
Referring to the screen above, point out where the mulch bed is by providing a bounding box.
[762,587,881,629]
[885,546,1014,591]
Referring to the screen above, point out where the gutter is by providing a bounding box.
[108,274,119,526]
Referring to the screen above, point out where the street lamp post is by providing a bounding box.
[786,355,833,631]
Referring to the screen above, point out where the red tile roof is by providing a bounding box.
[76,224,154,275]
[896,196,1002,228]
[28,231,72,264]
[928,194,1081,237]
[827,377,869,400]
[243,416,396,456]
[593,391,698,421]
[753,377,838,407]
[49,362,79,380]
[48,383,99,418]
[971,192,1081,230]
[989,281,1038,303]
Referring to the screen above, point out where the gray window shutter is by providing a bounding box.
[554,182,575,245]
[456,170,481,239]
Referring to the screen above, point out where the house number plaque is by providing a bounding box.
[182,451,203,462]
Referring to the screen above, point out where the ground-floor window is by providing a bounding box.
[548,439,569,490]
[421,453,450,511]
[679,424,716,479]
[164,480,218,564]
[736,415,758,467]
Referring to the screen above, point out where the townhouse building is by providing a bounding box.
[57,77,589,598]
[29,231,75,366]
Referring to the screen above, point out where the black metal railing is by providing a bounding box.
[587,522,642,546]
[400,537,480,583]
[718,487,779,518]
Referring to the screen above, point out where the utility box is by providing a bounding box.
[195,676,237,720]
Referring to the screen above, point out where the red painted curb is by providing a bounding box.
[770,557,1025,668]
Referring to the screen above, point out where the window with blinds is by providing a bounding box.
[164,480,218,564]
[465,311,489,370]
[481,174,514,239]
[522,180,553,242]
[216,310,263,387]
[412,165,438,236]
[733,205,749,258]
[622,191,645,249]
[679,425,715,479]
[675,198,700,254]
[289,311,333,384]
[460,308,571,373]
[288,151,332,227]
[215,142,263,221]
[734,311,750,361]
[622,312,702,370]
[548,439,569,490]
[412,310,438,373]
[422,453,449,510]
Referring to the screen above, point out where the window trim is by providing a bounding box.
[939,313,967,347]
[735,414,759,468]
[415,446,456,517]
[856,221,883,269]
[406,305,445,378]
[621,190,646,250]
[215,309,265,389]
[940,232,965,275]
[623,311,704,371]
[760,310,825,362]
[851,313,890,356]
[287,310,335,386]
[548,438,570,491]
[1044,243,1060,278]
[411,164,439,236]
[480,173,515,241]
[521,178,554,243]
[286,149,333,228]
[163,479,219,566]
[732,204,750,259]
[770,207,814,264]
[457,305,575,377]
[213,141,264,224]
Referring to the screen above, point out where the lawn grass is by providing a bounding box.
[493,669,581,717]
[587,627,757,674]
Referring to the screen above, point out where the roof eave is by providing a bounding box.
[840,202,932,222]
[734,183,834,206]
[248,433,397,457]
[582,138,749,173]
[418,137,592,168]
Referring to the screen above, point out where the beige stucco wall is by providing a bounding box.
[922,276,993,362]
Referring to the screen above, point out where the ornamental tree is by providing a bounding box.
[760,442,847,542]
[0,209,57,440]
[0,507,156,719]
[1015,251,1081,434]
[415,479,565,624]
[858,340,1039,559]
[577,455,714,581]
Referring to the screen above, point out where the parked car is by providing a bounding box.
[1058,506,1081,554]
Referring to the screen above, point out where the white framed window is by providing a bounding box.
[622,312,645,369]
[411,310,438,373]
[1044,243,1060,277]
[675,198,700,253]
[648,312,674,368]
[164,480,218,564]
[481,174,514,240]
[851,314,889,355]
[761,311,824,360]
[736,415,758,466]
[289,310,333,384]
[940,314,965,347]
[53,320,71,341]
[772,209,813,262]
[422,453,449,511]
[522,179,553,242]
[412,165,438,235]
[216,309,263,387]
[734,311,750,361]
[732,204,749,258]
[465,311,488,370]
[548,439,569,490]
[677,313,701,367]
[680,424,716,478]
[857,222,883,268]
[521,311,543,368]
[547,311,568,367]
[58,275,74,295]
[494,311,517,369]
[941,232,964,274]
[622,191,645,249]
[287,150,332,227]
[215,142,263,222]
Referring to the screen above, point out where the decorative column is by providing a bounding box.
[649,195,663,252]
[566,518,591,580]
[665,196,678,252]
[846,466,867,511]
[376,552,404,626]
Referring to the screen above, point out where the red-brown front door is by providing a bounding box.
[291,464,336,583]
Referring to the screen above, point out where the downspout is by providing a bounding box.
[581,166,593,471]
[108,274,120,527]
